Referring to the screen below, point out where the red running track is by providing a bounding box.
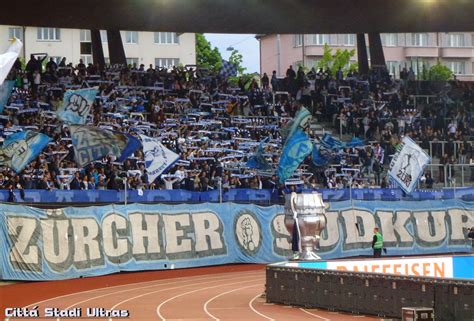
[1,265,381,321]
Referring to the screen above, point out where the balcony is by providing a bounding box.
[440,47,474,58]
[404,47,440,58]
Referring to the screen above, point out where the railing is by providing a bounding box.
[3,186,474,206]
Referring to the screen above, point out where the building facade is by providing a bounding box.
[0,26,196,68]
[259,33,474,81]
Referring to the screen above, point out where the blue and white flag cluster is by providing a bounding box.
[219,60,238,79]
[58,88,99,124]
[277,108,313,183]
[247,137,272,171]
[0,80,14,113]
[70,125,141,167]
[0,130,51,172]
[140,134,180,184]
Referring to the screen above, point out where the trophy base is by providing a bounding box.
[290,249,321,261]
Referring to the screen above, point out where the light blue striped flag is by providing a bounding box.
[277,128,313,183]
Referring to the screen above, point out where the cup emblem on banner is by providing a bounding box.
[234,211,261,256]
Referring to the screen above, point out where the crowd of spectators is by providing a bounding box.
[1,55,474,195]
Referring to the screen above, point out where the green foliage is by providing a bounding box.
[428,63,454,81]
[316,44,356,76]
[229,49,246,76]
[196,33,222,73]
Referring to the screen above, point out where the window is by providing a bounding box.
[155,58,180,68]
[309,34,330,45]
[154,32,179,44]
[100,30,108,43]
[411,33,428,47]
[447,34,465,47]
[80,55,93,65]
[342,34,355,46]
[386,61,400,77]
[410,59,431,75]
[294,34,303,47]
[80,30,91,42]
[124,31,138,44]
[445,61,465,75]
[37,28,61,41]
[8,27,22,41]
[127,58,139,66]
[382,34,398,47]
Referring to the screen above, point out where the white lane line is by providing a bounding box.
[24,269,261,309]
[248,293,275,321]
[203,282,261,320]
[62,275,237,321]
[156,278,263,321]
[63,272,255,310]
[300,308,331,320]
[111,275,262,310]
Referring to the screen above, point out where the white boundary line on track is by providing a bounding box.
[110,275,262,310]
[58,274,247,321]
[63,272,255,311]
[248,293,275,321]
[23,269,260,309]
[203,282,261,320]
[300,308,331,320]
[156,277,263,321]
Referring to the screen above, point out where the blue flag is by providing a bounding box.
[0,80,14,113]
[58,88,98,124]
[312,144,331,166]
[0,130,51,172]
[320,134,365,150]
[70,125,141,167]
[247,137,271,171]
[280,107,312,145]
[277,128,313,183]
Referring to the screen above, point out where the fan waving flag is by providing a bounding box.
[140,134,179,184]
[219,60,237,79]
[70,125,141,167]
[0,38,22,86]
[0,80,15,113]
[388,136,430,193]
[58,88,98,124]
[0,130,51,173]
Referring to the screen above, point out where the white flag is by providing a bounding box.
[388,137,430,193]
[140,134,179,184]
[0,38,22,86]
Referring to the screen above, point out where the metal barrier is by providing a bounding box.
[266,266,474,320]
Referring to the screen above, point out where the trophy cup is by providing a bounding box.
[284,192,327,260]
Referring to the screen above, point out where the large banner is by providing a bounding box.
[0,200,472,280]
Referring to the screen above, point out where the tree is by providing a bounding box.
[428,63,454,81]
[228,49,246,76]
[316,44,357,76]
[195,34,222,72]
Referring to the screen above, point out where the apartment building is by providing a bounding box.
[0,26,196,68]
[258,33,474,81]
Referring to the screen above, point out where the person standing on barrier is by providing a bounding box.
[372,227,383,258]
[468,227,474,254]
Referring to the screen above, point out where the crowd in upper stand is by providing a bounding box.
[1,55,473,194]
